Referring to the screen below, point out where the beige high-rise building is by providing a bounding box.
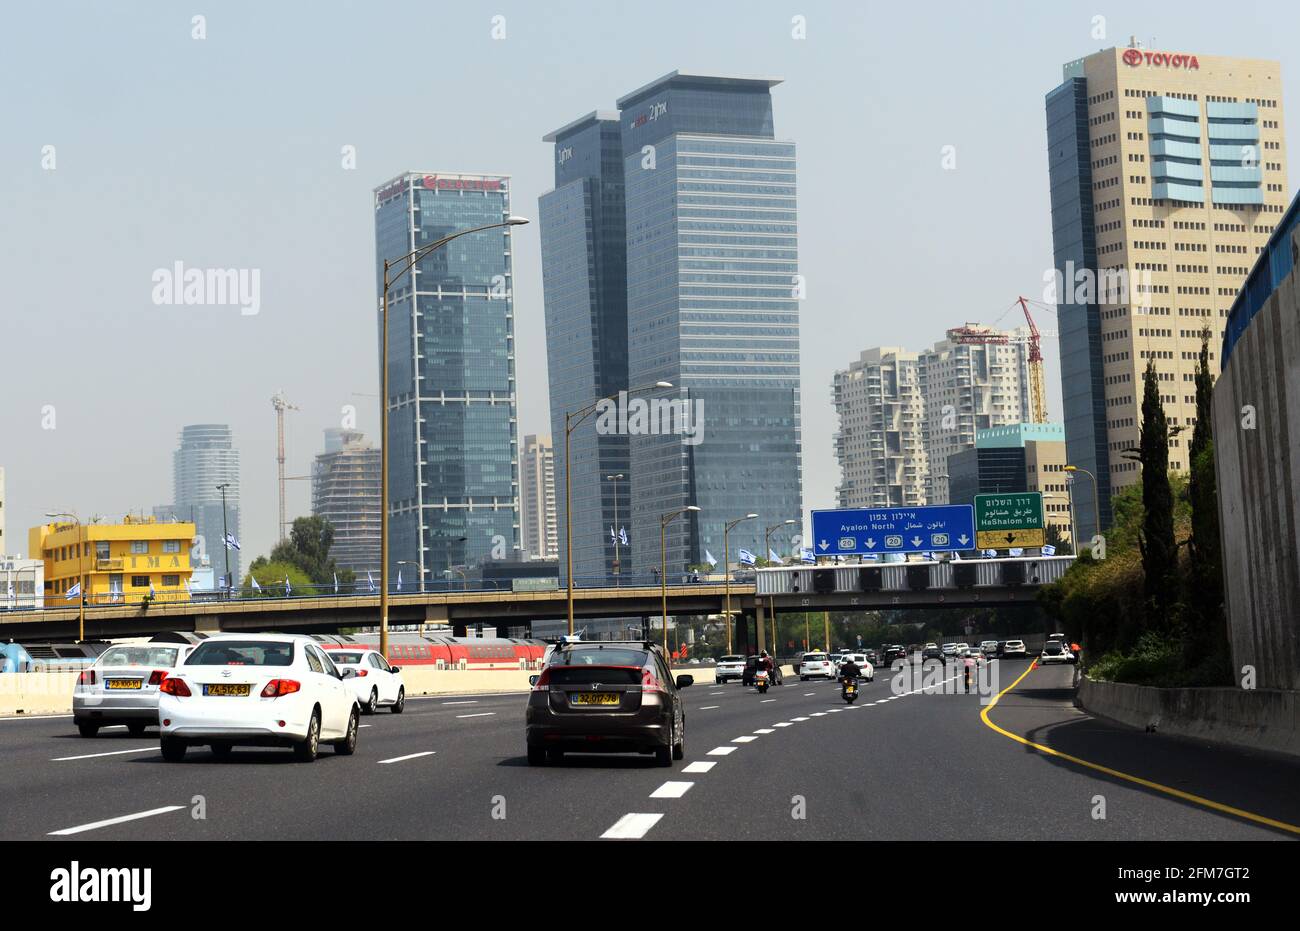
[832,348,927,508]
[1047,43,1287,539]
[520,434,557,561]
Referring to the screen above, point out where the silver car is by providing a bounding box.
[74,642,195,737]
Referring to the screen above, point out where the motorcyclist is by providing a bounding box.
[758,650,778,686]
[838,655,862,683]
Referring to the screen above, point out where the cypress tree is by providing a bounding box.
[1186,326,1228,678]
[1138,359,1178,633]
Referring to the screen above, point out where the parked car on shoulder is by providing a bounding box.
[1039,641,1074,665]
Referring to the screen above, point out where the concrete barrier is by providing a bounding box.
[1077,676,1300,758]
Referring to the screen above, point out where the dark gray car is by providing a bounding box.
[526,642,692,766]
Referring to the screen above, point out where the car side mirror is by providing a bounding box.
[528,675,539,687]
[675,675,694,689]
[390,666,401,674]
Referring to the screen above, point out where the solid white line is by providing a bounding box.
[732,735,758,743]
[0,713,73,722]
[773,722,793,727]
[699,705,720,710]
[682,761,716,773]
[707,746,738,756]
[377,751,436,764]
[709,691,725,695]
[49,805,184,836]
[753,728,775,734]
[51,747,157,762]
[456,712,496,718]
[443,700,478,705]
[601,813,662,840]
[649,781,694,799]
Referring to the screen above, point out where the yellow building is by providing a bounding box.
[29,515,196,606]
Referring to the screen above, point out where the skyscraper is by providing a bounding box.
[171,424,240,586]
[539,113,631,583]
[519,434,558,561]
[312,429,381,577]
[832,348,927,508]
[619,72,803,571]
[1046,43,1288,540]
[373,172,521,580]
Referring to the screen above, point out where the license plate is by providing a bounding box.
[106,679,142,690]
[202,684,251,697]
[572,692,619,706]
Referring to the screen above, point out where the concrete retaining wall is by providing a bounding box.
[1077,676,1300,758]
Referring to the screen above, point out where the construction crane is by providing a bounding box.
[271,390,301,541]
[950,296,1049,424]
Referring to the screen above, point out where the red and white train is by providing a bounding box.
[312,632,548,670]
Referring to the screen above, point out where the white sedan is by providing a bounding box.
[715,655,745,684]
[799,652,836,680]
[324,648,406,714]
[73,642,195,737]
[158,634,360,762]
[837,653,875,682]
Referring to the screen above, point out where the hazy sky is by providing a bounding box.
[3,0,1298,563]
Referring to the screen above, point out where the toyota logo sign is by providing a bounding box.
[1123,48,1143,66]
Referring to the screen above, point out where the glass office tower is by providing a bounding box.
[373,172,520,584]
[618,72,803,574]
[539,113,633,585]
[171,424,240,586]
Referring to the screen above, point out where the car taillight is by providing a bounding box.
[77,670,97,686]
[260,679,301,698]
[160,677,191,697]
[148,670,167,686]
[532,668,551,690]
[354,669,368,677]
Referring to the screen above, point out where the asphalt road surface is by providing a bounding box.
[3,660,1298,841]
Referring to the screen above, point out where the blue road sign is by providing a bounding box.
[811,505,976,556]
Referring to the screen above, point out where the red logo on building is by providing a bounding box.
[1122,48,1143,66]
[1122,49,1199,69]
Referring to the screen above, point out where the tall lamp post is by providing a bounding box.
[46,512,86,642]
[660,506,700,655]
[1044,492,1075,555]
[723,513,758,654]
[216,482,232,596]
[764,519,796,656]
[563,381,672,635]
[1064,465,1101,548]
[606,473,624,586]
[378,215,529,659]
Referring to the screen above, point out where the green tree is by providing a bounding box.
[1044,522,1073,555]
[267,516,354,588]
[242,560,313,598]
[1137,359,1179,635]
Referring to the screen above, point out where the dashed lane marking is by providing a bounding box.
[699,706,720,710]
[707,746,738,756]
[456,712,496,719]
[601,813,662,839]
[682,761,716,773]
[753,728,775,734]
[732,735,758,743]
[49,805,184,836]
[51,747,156,762]
[649,781,694,799]
[377,751,436,764]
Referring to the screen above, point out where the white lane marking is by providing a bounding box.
[707,746,738,756]
[732,735,758,743]
[773,722,794,727]
[443,700,478,705]
[601,813,662,840]
[699,705,720,710]
[49,805,184,836]
[649,781,694,799]
[753,728,775,734]
[709,691,725,695]
[377,751,437,764]
[0,713,74,722]
[359,724,373,728]
[810,712,827,717]
[51,747,157,762]
[804,692,815,696]
[760,699,776,703]
[791,716,810,722]
[456,712,496,718]
[682,761,716,773]
[827,708,843,712]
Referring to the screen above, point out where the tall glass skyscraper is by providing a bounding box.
[170,424,240,586]
[373,172,520,583]
[539,113,632,585]
[539,73,803,582]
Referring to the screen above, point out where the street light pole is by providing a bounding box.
[764,519,796,659]
[378,216,529,660]
[1065,465,1101,548]
[607,474,624,586]
[661,506,700,655]
[216,482,231,596]
[723,513,758,655]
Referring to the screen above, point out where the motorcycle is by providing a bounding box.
[840,676,858,704]
[755,668,770,694]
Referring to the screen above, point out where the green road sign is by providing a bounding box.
[974,492,1046,549]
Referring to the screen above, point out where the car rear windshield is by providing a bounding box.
[1044,643,1062,653]
[329,652,365,665]
[720,656,743,663]
[804,654,828,661]
[547,665,644,685]
[551,647,648,667]
[99,646,179,667]
[187,641,294,667]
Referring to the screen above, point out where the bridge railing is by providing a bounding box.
[755,556,1076,595]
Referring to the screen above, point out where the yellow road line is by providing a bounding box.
[980,661,1300,837]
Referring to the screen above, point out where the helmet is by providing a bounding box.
[759,650,768,657]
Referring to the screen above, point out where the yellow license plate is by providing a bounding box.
[572,692,619,706]
[203,684,251,697]
[106,679,142,690]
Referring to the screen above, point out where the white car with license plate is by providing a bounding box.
[799,652,836,680]
[158,634,360,762]
[73,642,196,737]
[323,647,406,714]
[715,654,745,684]
[837,653,875,682]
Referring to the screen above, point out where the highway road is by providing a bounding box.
[2,661,1298,841]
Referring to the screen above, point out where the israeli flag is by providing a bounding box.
[109,578,122,603]
[251,576,262,593]
[333,572,339,594]
[367,570,377,593]
[619,527,628,547]
[737,548,756,567]
[1009,548,1024,557]
[1042,544,1057,556]
[982,549,998,558]
[149,581,156,598]
[609,526,616,543]
[396,569,403,592]
[6,579,14,603]
[800,547,815,564]
[224,531,240,551]
[768,548,781,563]
[863,553,880,561]
[704,550,718,569]
[284,576,292,596]
[65,581,81,601]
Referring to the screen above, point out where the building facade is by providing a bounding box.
[29,515,195,605]
[2,555,43,610]
[374,172,521,582]
[311,429,381,578]
[918,327,1031,503]
[168,424,240,587]
[1046,44,1288,541]
[946,423,1073,544]
[832,348,927,508]
[539,113,632,583]
[519,434,558,561]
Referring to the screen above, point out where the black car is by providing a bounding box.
[525,641,692,766]
[743,654,783,686]
[922,644,943,661]
[880,645,907,666]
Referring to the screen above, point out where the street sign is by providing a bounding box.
[811,505,976,556]
[974,492,1046,549]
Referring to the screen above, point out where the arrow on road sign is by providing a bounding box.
[864,539,876,549]
[958,534,970,546]
[818,540,829,551]
[910,537,922,548]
